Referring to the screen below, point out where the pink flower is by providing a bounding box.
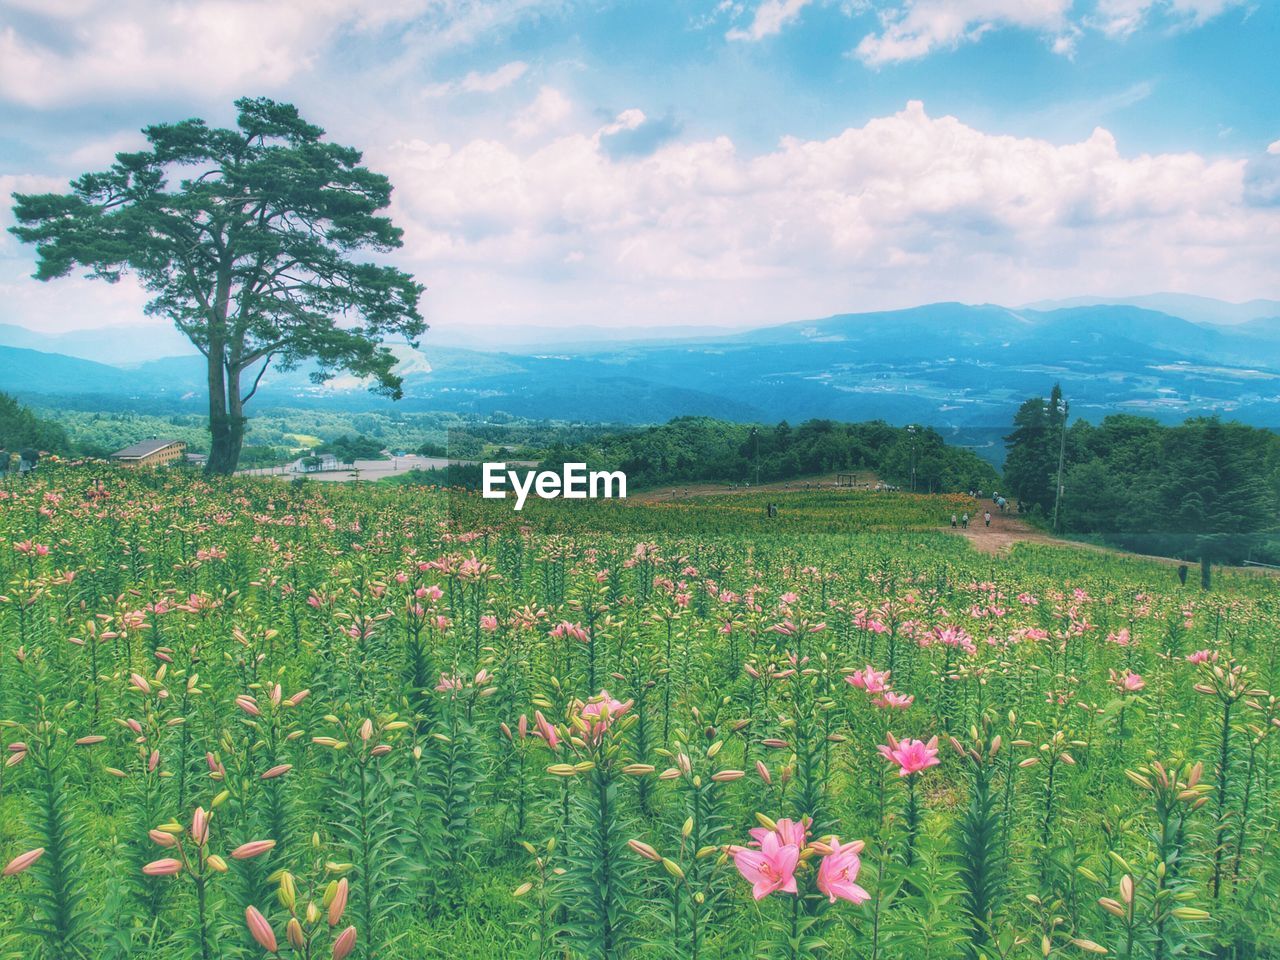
[931,625,977,655]
[1107,628,1132,646]
[435,673,464,694]
[846,665,891,694]
[749,817,810,849]
[479,615,499,632]
[1111,670,1145,692]
[817,838,870,904]
[332,925,357,960]
[874,692,914,710]
[731,831,799,900]
[3,847,44,877]
[579,690,632,742]
[1187,649,1217,665]
[245,905,278,953]
[142,858,183,876]
[551,621,589,643]
[533,710,559,750]
[328,877,349,926]
[878,733,940,777]
[190,806,209,846]
[231,840,277,860]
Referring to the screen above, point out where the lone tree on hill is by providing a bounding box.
[10,97,425,474]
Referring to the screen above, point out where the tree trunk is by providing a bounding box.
[204,353,244,475]
[1200,552,1212,591]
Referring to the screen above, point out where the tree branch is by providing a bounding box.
[240,352,275,405]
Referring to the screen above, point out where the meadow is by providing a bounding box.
[1,466,1277,959]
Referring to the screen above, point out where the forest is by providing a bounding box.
[1003,385,1280,570]
[536,417,1000,492]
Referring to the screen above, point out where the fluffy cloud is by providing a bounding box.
[8,99,1277,333]
[828,0,1251,65]
[0,0,558,106]
[509,86,574,138]
[1092,0,1249,37]
[371,101,1278,329]
[727,0,813,41]
[853,0,1075,65]
[424,61,529,97]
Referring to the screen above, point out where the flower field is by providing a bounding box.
[1,467,1278,959]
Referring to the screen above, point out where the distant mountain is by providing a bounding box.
[8,302,1280,457]
[1023,293,1280,327]
[0,345,143,394]
[0,322,197,365]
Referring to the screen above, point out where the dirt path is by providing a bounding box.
[950,501,1280,579]
[951,508,1065,555]
[630,481,1273,577]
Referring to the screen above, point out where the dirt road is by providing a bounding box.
[951,508,1064,555]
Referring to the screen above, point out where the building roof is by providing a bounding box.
[111,438,186,460]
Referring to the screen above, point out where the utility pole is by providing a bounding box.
[751,427,760,486]
[907,424,917,493]
[1052,395,1069,533]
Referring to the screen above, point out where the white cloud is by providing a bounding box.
[1093,0,1248,37]
[727,0,813,41]
[0,1,558,106]
[1268,140,1280,156]
[854,0,1074,65]
[424,60,529,97]
[597,108,647,138]
[509,86,574,138]
[461,60,529,93]
[367,100,1278,330]
[847,0,1249,65]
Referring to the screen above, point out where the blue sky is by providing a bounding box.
[0,0,1277,337]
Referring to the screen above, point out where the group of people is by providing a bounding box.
[953,491,1004,530]
[950,510,992,529]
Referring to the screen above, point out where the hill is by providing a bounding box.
[9,300,1280,461]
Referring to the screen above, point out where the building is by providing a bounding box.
[289,453,340,474]
[110,438,188,468]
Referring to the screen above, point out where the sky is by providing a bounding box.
[0,0,1278,340]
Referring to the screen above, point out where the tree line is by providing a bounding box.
[1004,384,1280,582]
[536,416,999,492]
[0,392,69,456]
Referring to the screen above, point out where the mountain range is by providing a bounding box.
[5,295,1280,456]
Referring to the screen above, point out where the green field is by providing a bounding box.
[0,466,1277,959]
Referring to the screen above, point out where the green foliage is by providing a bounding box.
[0,393,68,456]
[1,464,1277,959]
[1005,385,1280,566]
[320,435,388,464]
[10,98,424,473]
[541,416,999,492]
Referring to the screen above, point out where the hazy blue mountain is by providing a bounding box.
[0,344,182,395]
[8,302,1280,448]
[1023,293,1280,327]
[0,322,197,365]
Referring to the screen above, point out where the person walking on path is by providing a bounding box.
[961,512,969,529]
[951,513,958,528]
[984,511,992,527]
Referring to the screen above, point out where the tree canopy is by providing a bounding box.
[537,416,999,492]
[9,97,425,474]
[1004,386,1280,579]
[0,393,69,455]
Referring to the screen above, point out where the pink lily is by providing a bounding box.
[731,831,799,900]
